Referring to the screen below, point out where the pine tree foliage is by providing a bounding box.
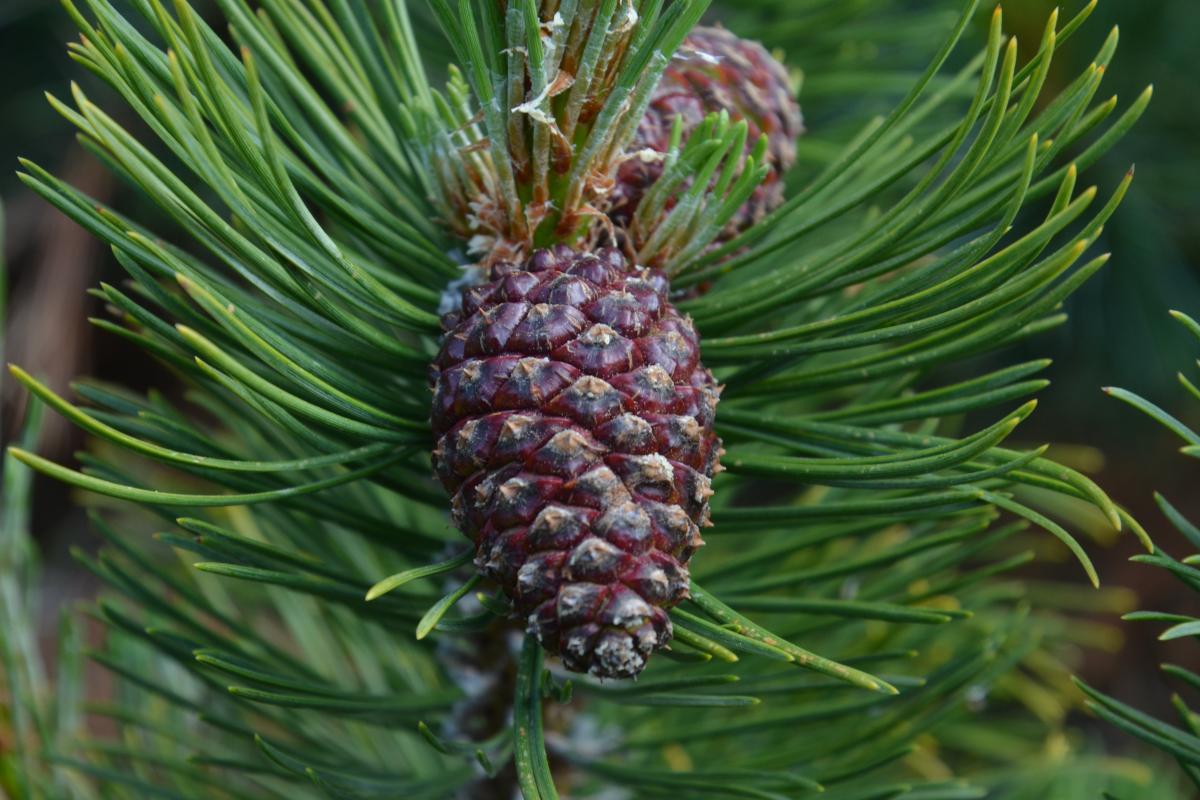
[1,215,94,799]
[1074,310,1200,798]
[2,410,95,800]
[0,0,1168,797]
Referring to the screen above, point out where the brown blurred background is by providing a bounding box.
[2,0,1198,754]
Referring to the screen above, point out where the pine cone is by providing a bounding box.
[431,246,721,678]
[609,25,803,234]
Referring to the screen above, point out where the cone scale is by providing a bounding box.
[431,246,721,678]
[610,25,803,235]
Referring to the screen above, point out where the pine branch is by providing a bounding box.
[1,1,1167,798]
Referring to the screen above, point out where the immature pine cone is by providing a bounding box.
[609,25,803,234]
[431,246,721,678]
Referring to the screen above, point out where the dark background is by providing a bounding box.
[2,0,1198,758]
